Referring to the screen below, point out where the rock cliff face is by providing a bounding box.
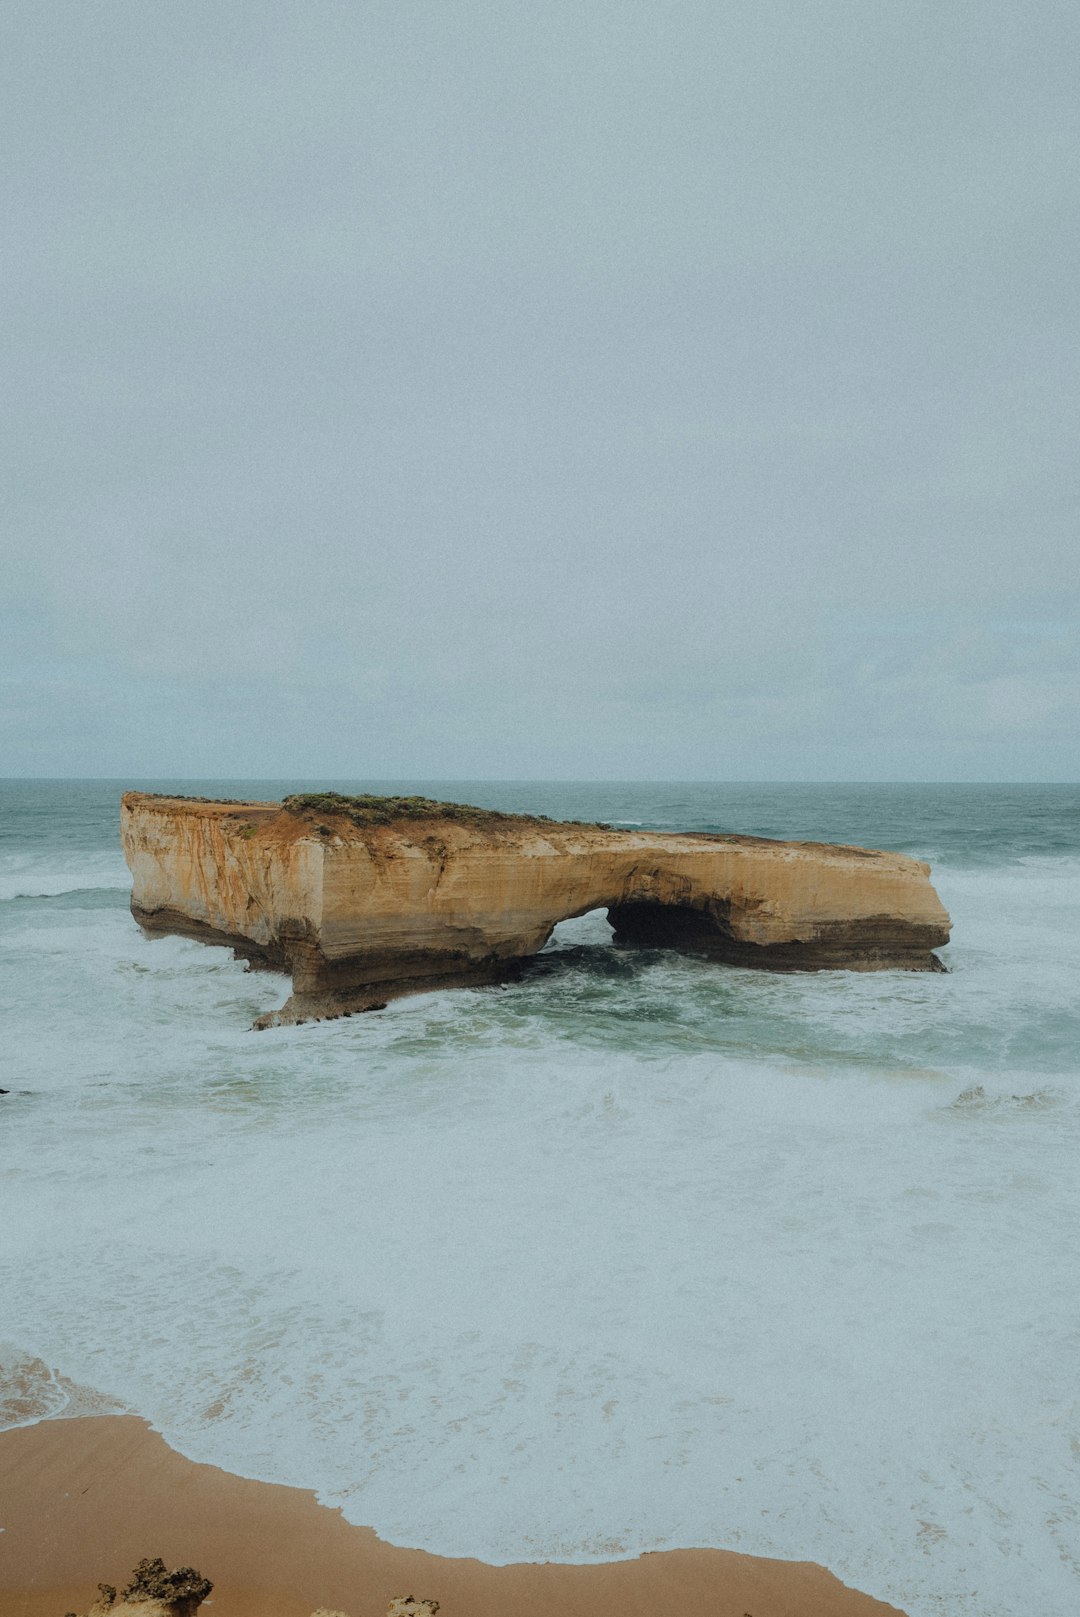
[121,793,951,1026]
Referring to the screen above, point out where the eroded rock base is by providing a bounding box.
[608,901,949,973]
[252,960,522,1028]
[138,905,947,1029]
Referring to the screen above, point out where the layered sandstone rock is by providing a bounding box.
[120,793,951,1026]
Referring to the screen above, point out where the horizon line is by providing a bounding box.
[2,776,1078,788]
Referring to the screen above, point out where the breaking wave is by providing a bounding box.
[0,851,130,902]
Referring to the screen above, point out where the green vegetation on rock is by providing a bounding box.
[281,791,605,830]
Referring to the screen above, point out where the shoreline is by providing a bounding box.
[0,1414,908,1616]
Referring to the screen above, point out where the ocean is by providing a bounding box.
[1,779,1078,1617]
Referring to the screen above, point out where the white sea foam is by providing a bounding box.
[0,850,130,901]
[2,838,1080,1617]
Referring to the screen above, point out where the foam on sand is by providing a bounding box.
[0,1414,906,1617]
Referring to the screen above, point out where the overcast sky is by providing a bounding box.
[3,2,1078,779]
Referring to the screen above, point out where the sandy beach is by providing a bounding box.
[0,1415,906,1617]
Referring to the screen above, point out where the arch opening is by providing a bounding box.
[538,900,732,962]
[541,907,615,953]
[607,899,732,953]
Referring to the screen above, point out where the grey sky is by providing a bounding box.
[3,1,1078,779]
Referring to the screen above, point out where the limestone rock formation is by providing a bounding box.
[67,1559,212,1617]
[121,792,951,1026]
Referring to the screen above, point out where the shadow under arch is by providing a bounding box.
[538,895,948,975]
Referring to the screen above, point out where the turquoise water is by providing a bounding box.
[2,780,1078,1617]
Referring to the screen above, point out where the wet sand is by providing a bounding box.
[0,1415,907,1617]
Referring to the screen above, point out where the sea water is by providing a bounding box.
[1,780,1078,1617]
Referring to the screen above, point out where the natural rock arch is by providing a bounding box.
[121,793,951,1026]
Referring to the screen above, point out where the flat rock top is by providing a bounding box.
[121,792,900,867]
